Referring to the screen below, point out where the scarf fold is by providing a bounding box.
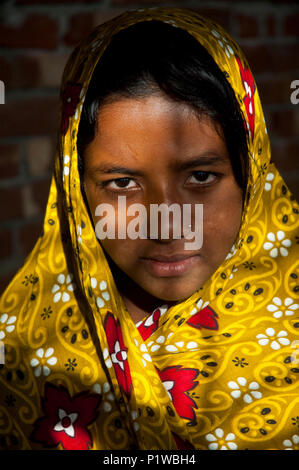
[0,7,298,450]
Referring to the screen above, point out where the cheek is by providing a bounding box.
[100,238,143,275]
[202,184,243,251]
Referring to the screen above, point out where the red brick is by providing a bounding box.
[6,53,68,89]
[0,96,59,137]
[64,10,126,46]
[21,180,51,219]
[16,0,100,3]
[271,0,299,3]
[0,144,20,180]
[0,186,23,221]
[112,0,184,4]
[0,229,13,260]
[284,13,299,36]
[243,43,299,75]
[189,7,231,30]
[31,179,52,215]
[282,173,299,201]
[26,137,54,177]
[0,56,13,88]
[0,270,17,296]
[64,13,94,47]
[257,75,296,106]
[0,15,58,49]
[277,168,299,201]
[7,55,39,89]
[234,14,259,38]
[19,220,43,258]
[267,108,299,139]
[265,14,276,36]
[271,140,299,172]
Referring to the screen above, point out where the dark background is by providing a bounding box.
[0,0,298,294]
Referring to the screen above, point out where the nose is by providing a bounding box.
[144,184,187,242]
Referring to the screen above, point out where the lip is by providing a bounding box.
[140,252,201,277]
[143,251,199,262]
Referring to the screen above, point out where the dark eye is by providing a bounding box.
[188,171,217,185]
[104,178,138,190]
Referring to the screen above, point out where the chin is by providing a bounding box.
[146,282,200,303]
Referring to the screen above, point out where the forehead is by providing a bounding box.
[85,94,229,167]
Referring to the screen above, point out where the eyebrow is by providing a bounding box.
[88,154,229,176]
[178,155,229,171]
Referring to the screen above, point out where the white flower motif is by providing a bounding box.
[90,278,110,308]
[256,328,290,350]
[229,266,238,280]
[162,379,175,402]
[225,244,237,260]
[244,80,254,116]
[63,154,70,180]
[245,120,252,139]
[263,231,291,258]
[147,335,166,354]
[103,347,112,369]
[111,340,127,371]
[264,172,275,191]
[93,382,115,412]
[130,409,140,432]
[135,305,168,330]
[30,347,57,377]
[264,118,268,134]
[211,29,234,58]
[74,87,85,117]
[283,434,299,450]
[52,273,76,303]
[91,39,103,51]
[0,313,17,340]
[205,428,238,450]
[228,377,262,403]
[267,297,299,319]
[77,224,82,245]
[189,298,209,317]
[162,340,199,353]
[146,331,182,355]
[53,408,78,437]
[133,338,152,367]
[74,104,83,121]
[164,19,178,28]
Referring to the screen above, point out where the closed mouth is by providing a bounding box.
[142,253,199,263]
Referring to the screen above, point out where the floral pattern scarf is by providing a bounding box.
[0,7,298,451]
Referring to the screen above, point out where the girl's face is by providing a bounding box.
[83,94,243,304]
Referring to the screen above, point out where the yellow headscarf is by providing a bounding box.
[0,7,298,451]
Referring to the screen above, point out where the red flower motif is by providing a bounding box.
[31,382,101,450]
[236,56,256,140]
[172,432,195,450]
[104,312,133,398]
[137,307,164,341]
[187,305,219,331]
[158,366,199,423]
[61,82,82,135]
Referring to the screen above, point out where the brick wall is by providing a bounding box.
[0,0,298,294]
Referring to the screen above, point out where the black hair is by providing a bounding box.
[77,20,249,194]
